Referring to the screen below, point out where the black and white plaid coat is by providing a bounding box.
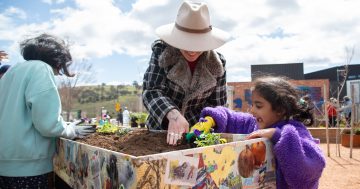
[142,40,227,130]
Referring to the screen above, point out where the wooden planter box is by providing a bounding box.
[341,134,360,147]
[53,132,276,189]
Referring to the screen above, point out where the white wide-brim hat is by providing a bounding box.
[156,1,230,52]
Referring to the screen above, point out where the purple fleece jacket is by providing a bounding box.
[200,106,258,133]
[200,106,326,189]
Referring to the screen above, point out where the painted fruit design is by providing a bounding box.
[237,144,255,178]
[250,141,266,168]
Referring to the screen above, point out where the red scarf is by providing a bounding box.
[187,60,197,75]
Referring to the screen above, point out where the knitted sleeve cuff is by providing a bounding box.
[200,106,228,133]
[271,127,282,144]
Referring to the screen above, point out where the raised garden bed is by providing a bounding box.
[76,129,190,156]
[341,128,360,147]
[53,128,276,188]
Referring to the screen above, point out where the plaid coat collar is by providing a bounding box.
[158,45,224,104]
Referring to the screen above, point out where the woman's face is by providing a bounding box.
[250,91,284,129]
[180,50,203,62]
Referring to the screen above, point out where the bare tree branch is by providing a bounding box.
[58,59,96,121]
[335,45,355,157]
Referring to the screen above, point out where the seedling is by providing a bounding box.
[186,129,227,147]
[96,123,119,134]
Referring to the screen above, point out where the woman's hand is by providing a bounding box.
[245,128,276,140]
[0,50,8,61]
[166,109,189,145]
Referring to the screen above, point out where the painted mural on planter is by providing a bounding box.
[53,133,276,189]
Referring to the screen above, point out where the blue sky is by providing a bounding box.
[1,0,360,85]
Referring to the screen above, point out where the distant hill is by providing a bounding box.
[62,84,144,119]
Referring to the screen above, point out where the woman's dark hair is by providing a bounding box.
[20,33,74,77]
[343,96,350,101]
[253,76,314,126]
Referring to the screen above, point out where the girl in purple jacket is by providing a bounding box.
[197,76,326,189]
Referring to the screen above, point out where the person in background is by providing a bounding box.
[193,76,326,188]
[0,34,95,189]
[0,50,7,61]
[339,96,352,127]
[0,50,10,79]
[142,1,230,145]
[117,108,123,125]
[300,94,315,126]
[326,97,338,127]
[0,64,10,79]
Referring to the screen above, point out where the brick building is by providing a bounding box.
[227,79,329,113]
[251,63,304,80]
[305,64,360,101]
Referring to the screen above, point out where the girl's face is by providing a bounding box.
[250,90,284,129]
[180,50,203,62]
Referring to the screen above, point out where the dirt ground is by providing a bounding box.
[76,129,191,156]
[76,130,360,188]
[318,143,360,189]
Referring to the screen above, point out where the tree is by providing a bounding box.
[100,83,106,101]
[133,80,140,89]
[334,46,354,157]
[58,59,95,121]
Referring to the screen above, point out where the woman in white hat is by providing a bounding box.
[142,1,230,145]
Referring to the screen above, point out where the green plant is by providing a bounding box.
[116,127,131,136]
[130,112,148,124]
[96,122,119,134]
[193,132,227,147]
[342,128,360,135]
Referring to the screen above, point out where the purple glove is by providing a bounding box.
[200,106,258,134]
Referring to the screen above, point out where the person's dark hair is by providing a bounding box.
[253,76,314,126]
[0,64,10,74]
[20,33,74,77]
[343,96,350,101]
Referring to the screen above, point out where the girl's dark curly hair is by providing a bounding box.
[253,76,314,126]
[20,33,74,77]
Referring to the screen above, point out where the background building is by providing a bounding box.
[305,64,360,101]
[228,79,329,112]
[228,79,329,127]
[251,63,304,80]
[227,62,360,126]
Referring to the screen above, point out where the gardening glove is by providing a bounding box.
[61,120,96,139]
[200,106,258,134]
[190,116,215,134]
[186,116,215,144]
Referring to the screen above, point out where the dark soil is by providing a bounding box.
[75,129,192,156]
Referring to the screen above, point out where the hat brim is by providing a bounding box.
[156,23,230,52]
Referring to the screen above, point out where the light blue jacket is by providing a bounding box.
[341,100,352,117]
[0,60,71,177]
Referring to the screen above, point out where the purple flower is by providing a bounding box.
[194,129,201,137]
[199,117,208,122]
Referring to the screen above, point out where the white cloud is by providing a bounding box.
[42,0,65,4]
[204,0,360,81]
[1,0,360,83]
[3,7,26,19]
[0,15,12,30]
[47,0,155,60]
